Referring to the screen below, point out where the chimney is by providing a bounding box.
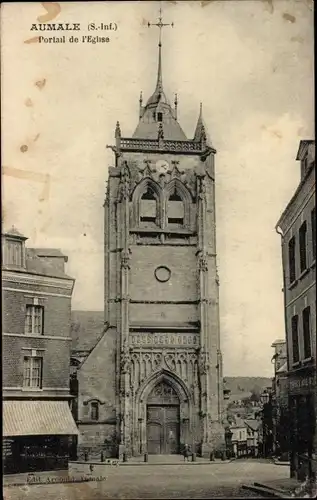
[31,249,68,274]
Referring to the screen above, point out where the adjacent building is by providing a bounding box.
[69,310,118,457]
[245,419,261,457]
[271,339,289,458]
[75,12,225,458]
[276,139,316,480]
[229,417,248,458]
[2,227,78,474]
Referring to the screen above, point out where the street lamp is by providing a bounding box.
[225,427,233,458]
[260,390,270,405]
[260,390,273,458]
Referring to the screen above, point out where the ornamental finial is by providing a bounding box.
[158,122,164,140]
[174,93,178,119]
[115,121,121,138]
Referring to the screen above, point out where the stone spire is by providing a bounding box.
[145,6,173,107]
[133,7,187,141]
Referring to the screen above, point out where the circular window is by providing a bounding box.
[154,266,171,283]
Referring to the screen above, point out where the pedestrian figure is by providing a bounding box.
[89,464,94,474]
[183,443,190,462]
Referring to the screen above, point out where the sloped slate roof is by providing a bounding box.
[2,227,72,280]
[244,419,261,432]
[31,248,68,260]
[133,118,187,141]
[230,417,247,429]
[71,310,105,352]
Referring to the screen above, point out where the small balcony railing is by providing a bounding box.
[120,137,206,154]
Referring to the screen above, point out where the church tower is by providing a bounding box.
[104,9,224,457]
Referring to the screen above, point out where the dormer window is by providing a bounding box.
[2,227,27,268]
[140,186,157,225]
[167,188,185,226]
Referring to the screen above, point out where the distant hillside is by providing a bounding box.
[224,376,272,401]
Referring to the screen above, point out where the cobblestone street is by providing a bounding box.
[4,459,289,499]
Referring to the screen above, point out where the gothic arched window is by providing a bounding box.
[167,187,185,226]
[140,185,158,225]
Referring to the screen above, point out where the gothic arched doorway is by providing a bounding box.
[146,381,180,454]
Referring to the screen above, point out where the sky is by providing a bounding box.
[1,0,314,377]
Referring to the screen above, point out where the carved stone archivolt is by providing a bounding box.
[122,159,197,200]
[129,349,198,395]
[129,175,193,230]
[147,382,179,405]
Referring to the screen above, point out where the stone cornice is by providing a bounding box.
[3,333,72,341]
[3,393,71,400]
[2,270,74,291]
[118,137,216,156]
[76,418,117,425]
[129,300,199,305]
[2,286,72,299]
[276,167,315,233]
[129,323,200,332]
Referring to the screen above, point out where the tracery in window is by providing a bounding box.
[140,186,158,225]
[167,187,185,226]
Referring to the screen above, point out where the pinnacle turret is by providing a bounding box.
[194,103,210,144]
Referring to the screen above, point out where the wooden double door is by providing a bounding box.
[147,405,180,455]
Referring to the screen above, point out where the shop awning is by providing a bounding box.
[3,400,79,437]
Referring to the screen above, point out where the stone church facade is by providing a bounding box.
[74,25,225,458]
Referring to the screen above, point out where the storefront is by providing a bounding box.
[3,400,79,475]
[288,370,316,481]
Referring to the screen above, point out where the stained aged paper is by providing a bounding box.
[2,1,314,498]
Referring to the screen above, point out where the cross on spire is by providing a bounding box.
[148,5,174,46]
[147,5,174,96]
